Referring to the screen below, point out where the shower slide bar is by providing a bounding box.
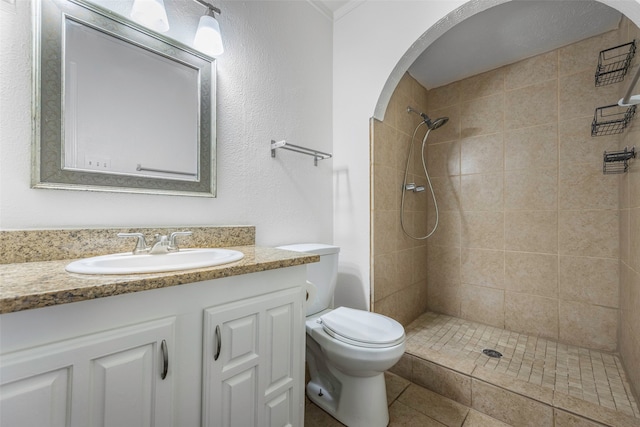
[270,140,332,166]
[136,164,197,176]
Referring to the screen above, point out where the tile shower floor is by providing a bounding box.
[404,311,640,419]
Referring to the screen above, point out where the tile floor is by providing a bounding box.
[404,312,640,419]
[304,372,512,427]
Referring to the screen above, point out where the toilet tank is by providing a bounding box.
[276,244,340,316]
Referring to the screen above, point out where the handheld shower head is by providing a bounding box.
[407,107,449,130]
[428,116,449,130]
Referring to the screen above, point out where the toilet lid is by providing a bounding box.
[319,307,405,348]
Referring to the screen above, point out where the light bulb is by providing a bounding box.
[130,0,170,33]
[193,14,224,57]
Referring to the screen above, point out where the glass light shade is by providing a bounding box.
[193,15,224,57]
[130,0,170,33]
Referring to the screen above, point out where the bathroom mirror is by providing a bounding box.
[32,0,216,197]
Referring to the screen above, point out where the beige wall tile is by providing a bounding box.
[427,280,460,317]
[428,81,460,109]
[620,171,630,211]
[412,245,428,283]
[461,248,504,289]
[398,211,420,251]
[397,248,414,293]
[410,75,430,110]
[505,79,558,130]
[504,168,557,210]
[558,30,619,76]
[396,132,413,171]
[559,162,618,210]
[630,207,640,271]
[461,211,505,250]
[372,120,395,167]
[559,70,620,122]
[427,245,461,287]
[504,251,558,298]
[426,141,460,177]
[460,94,504,138]
[375,281,427,326]
[505,50,558,90]
[558,210,619,258]
[430,176,461,212]
[412,359,472,406]
[505,292,559,340]
[628,153,640,208]
[460,133,504,175]
[558,256,619,308]
[558,116,619,166]
[373,210,398,256]
[505,211,558,253]
[373,164,398,211]
[460,284,504,327]
[619,308,640,405]
[504,123,558,171]
[631,268,640,343]
[559,300,618,351]
[427,210,461,248]
[373,252,398,302]
[461,173,503,211]
[459,67,504,101]
[471,379,553,427]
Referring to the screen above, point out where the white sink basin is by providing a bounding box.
[66,248,245,275]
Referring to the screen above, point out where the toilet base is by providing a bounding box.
[306,371,389,427]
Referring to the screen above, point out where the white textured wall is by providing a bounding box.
[332,0,640,309]
[0,0,333,248]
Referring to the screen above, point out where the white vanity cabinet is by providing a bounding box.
[202,287,302,427]
[0,266,307,427]
[0,317,175,427]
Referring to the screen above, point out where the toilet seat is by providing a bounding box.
[319,307,405,348]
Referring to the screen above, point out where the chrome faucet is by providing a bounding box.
[118,231,193,255]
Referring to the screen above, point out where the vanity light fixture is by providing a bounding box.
[192,0,224,57]
[130,0,170,33]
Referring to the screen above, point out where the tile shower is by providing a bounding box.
[371,16,640,425]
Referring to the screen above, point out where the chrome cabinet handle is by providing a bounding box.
[214,325,221,361]
[160,339,168,380]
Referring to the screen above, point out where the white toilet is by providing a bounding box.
[277,244,405,427]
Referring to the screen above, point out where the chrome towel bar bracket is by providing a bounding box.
[270,140,332,166]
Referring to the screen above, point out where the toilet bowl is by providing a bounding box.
[277,244,406,427]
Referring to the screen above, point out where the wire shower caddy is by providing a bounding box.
[595,40,636,86]
[591,104,637,136]
[603,146,636,174]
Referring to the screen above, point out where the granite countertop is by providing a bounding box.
[0,246,318,315]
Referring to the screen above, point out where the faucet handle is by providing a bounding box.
[168,231,193,251]
[117,232,149,254]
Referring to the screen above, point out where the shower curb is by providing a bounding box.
[390,353,640,427]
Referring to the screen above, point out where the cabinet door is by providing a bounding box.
[0,317,175,427]
[202,288,302,427]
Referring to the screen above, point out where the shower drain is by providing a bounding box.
[482,349,503,358]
